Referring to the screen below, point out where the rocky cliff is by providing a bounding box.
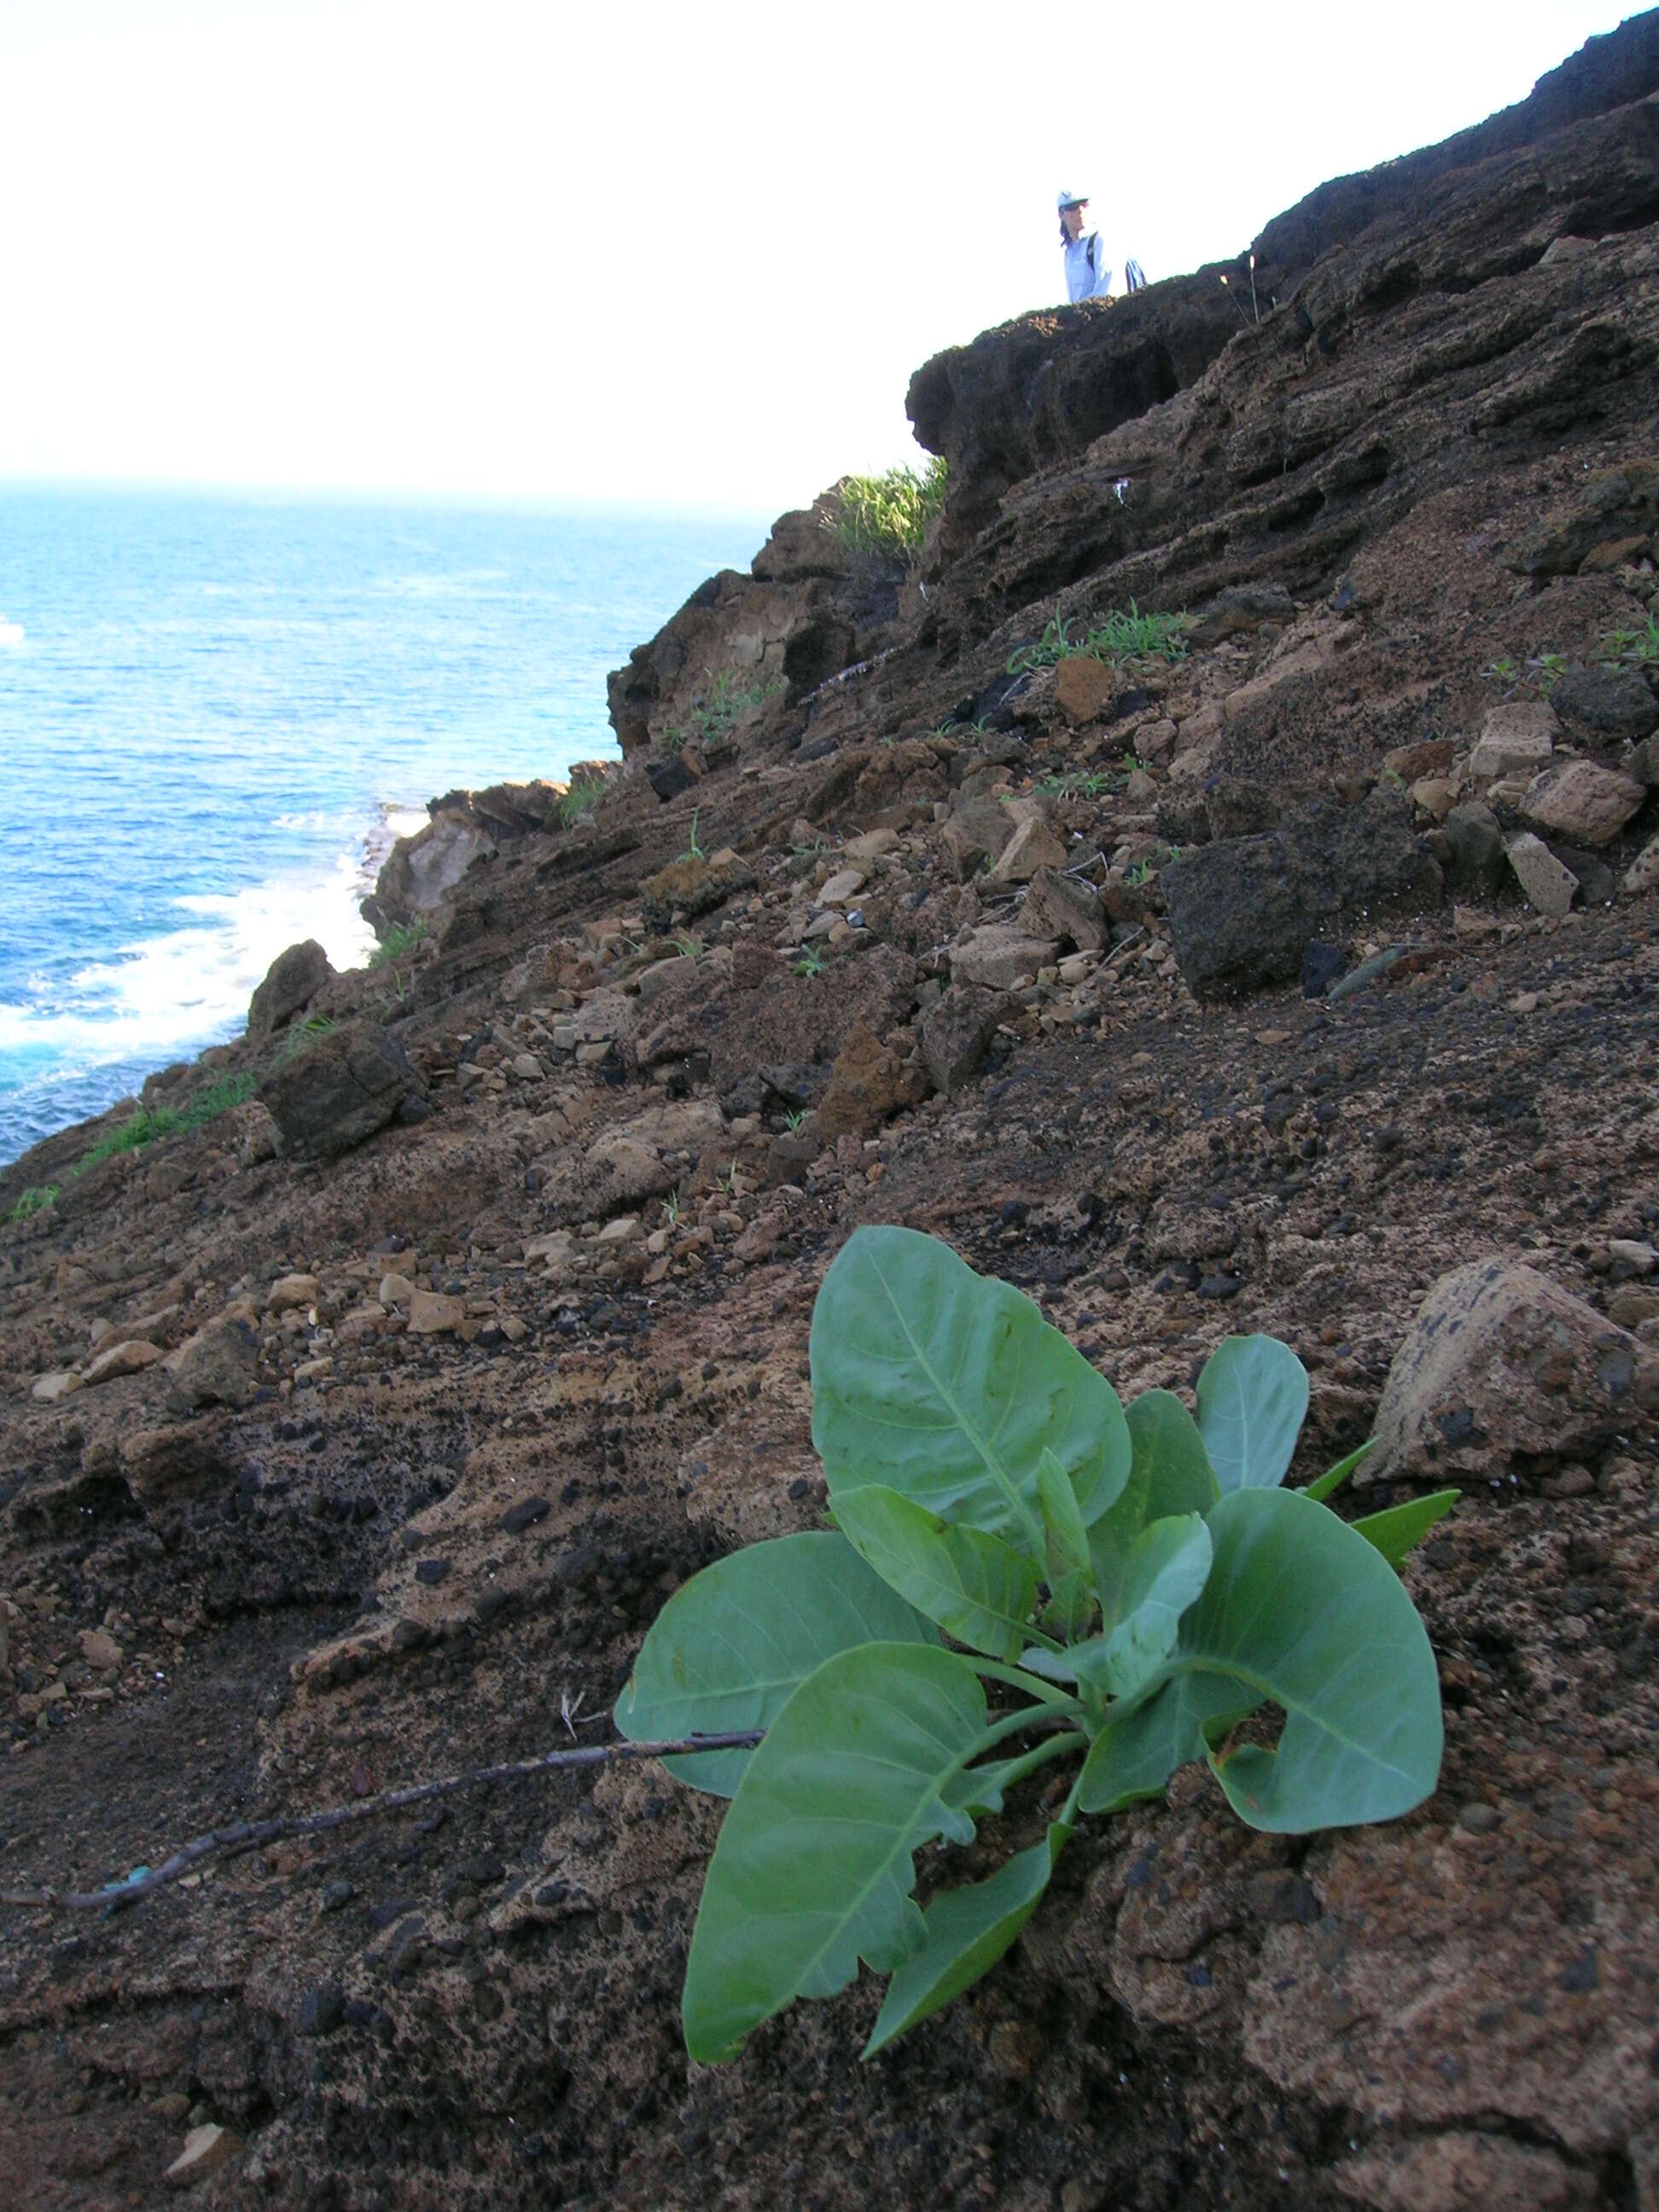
[3,17,1659,2211]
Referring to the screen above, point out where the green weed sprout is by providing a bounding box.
[369,919,429,967]
[794,946,827,978]
[280,1015,339,1063]
[681,812,706,864]
[1602,614,1659,668]
[617,1226,1452,2064]
[1037,770,1110,800]
[1007,600,1188,678]
[827,459,948,568]
[662,671,783,755]
[560,776,608,828]
[783,1109,807,1132]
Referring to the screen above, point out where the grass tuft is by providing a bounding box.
[73,1071,257,1176]
[280,1016,339,1062]
[1007,600,1188,677]
[560,776,609,827]
[826,459,947,568]
[8,1185,59,1222]
[369,919,429,966]
[661,672,783,754]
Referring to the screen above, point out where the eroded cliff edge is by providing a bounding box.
[3,17,1659,2211]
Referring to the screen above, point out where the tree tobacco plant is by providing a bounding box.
[616,1226,1452,2063]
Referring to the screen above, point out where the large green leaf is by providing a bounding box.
[1132,1488,1442,1831]
[830,1486,1039,1661]
[1036,1447,1091,1577]
[1090,1390,1220,1621]
[1350,1489,1459,1571]
[1077,1672,1262,1814]
[1036,1447,1095,1639]
[1074,1514,1214,1699]
[810,1225,1131,1553]
[1196,1336,1310,1493]
[681,1643,993,2062]
[614,1533,938,1795]
[864,1825,1070,2057]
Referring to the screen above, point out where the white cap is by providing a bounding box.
[1057,189,1089,211]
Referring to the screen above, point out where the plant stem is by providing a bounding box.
[1057,1765,1089,1826]
[969,1661,1085,1716]
[988,1732,1088,1796]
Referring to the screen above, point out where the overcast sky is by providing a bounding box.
[0,0,1638,515]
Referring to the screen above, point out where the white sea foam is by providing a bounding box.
[0,849,375,1074]
[0,617,24,649]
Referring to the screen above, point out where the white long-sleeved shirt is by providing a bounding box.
[1063,230,1113,303]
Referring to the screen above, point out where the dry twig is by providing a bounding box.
[0,1731,763,1915]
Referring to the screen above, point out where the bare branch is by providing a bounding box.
[0,1730,763,1915]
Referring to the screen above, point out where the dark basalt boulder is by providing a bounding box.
[247,939,331,1038]
[261,1024,422,1159]
[1164,796,1443,998]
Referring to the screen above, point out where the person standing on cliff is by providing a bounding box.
[1058,189,1112,302]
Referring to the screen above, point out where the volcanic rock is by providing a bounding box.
[1023,867,1109,951]
[1164,797,1441,998]
[816,1025,924,1138]
[261,1025,419,1159]
[987,817,1068,884]
[1367,1258,1657,1485]
[164,1316,259,1411]
[1505,832,1580,917]
[1549,663,1659,741]
[950,925,1059,992]
[918,986,1012,1096]
[247,940,332,1038]
[1468,702,1558,778]
[1520,760,1647,845]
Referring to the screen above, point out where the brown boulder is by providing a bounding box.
[987,817,1068,884]
[950,924,1059,992]
[637,851,755,932]
[817,1024,927,1138]
[164,1316,259,1411]
[1024,868,1109,951]
[1054,655,1119,727]
[940,798,1016,881]
[120,1416,239,1504]
[1365,1258,1658,1487]
[82,1338,164,1386]
[261,1025,420,1159]
[1520,760,1647,847]
[247,939,331,1038]
[630,943,917,1094]
[918,987,1012,1096]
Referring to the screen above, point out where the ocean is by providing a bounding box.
[0,486,771,1168]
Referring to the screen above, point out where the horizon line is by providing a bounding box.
[0,471,784,526]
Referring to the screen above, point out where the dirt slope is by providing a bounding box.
[3,20,1658,2211]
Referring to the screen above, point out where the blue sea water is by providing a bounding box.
[0,486,771,1168]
